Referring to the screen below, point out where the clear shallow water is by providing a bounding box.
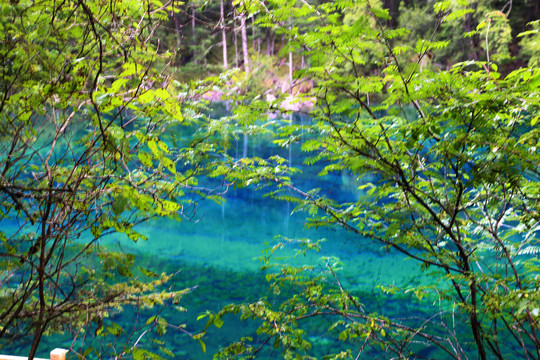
[2,113,451,359]
[100,186,437,359]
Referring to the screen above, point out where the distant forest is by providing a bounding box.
[159,0,539,80]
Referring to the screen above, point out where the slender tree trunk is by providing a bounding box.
[240,6,249,74]
[455,240,487,360]
[192,5,198,64]
[288,19,293,94]
[464,6,479,61]
[382,0,395,26]
[173,2,183,54]
[221,0,228,69]
[470,281,488,360]
[252,16,256,53]
[28,206,52,360]
[233,15,239,67]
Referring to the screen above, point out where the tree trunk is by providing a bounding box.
[252,16,256,54]
[464,12,479,61]
[288,20,293,94]
[192,6,198,64]
[221,0,228,69]
[382,0,395,26]
[240,6,249,74]
[173,2,183,55]
[28,209,51,360]
[233,15,239,67]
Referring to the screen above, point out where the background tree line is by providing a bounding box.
[158,0,539,84]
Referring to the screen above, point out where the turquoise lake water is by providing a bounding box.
[2,112,469,359]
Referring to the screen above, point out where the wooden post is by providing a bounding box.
[50,349,68,360]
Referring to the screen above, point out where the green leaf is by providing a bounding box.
[159,200,180,215]
[214,315,224,328]
[159,347,175,357]
[110,78,128,93]
[146,316,157,325]
[161,157,176,174]
[112,195,128,216]
[148,140,161,158]
[108,124,125,140]
[198,339,206,353]
[445,9,474,22]
[370,7,391,20]
[139,266,159,278]
[138,90,155,104]
[133,348,164,360]
[158,140,169,153]
[138,152,153,167]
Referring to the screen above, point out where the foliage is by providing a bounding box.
[210,0,540,359]
[0,0,229,358]
[2,0,540,358]
[520,20,540,67]
[144,0,539,85]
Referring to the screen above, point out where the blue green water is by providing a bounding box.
[101,186,435,359]
[2,113,452,359]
